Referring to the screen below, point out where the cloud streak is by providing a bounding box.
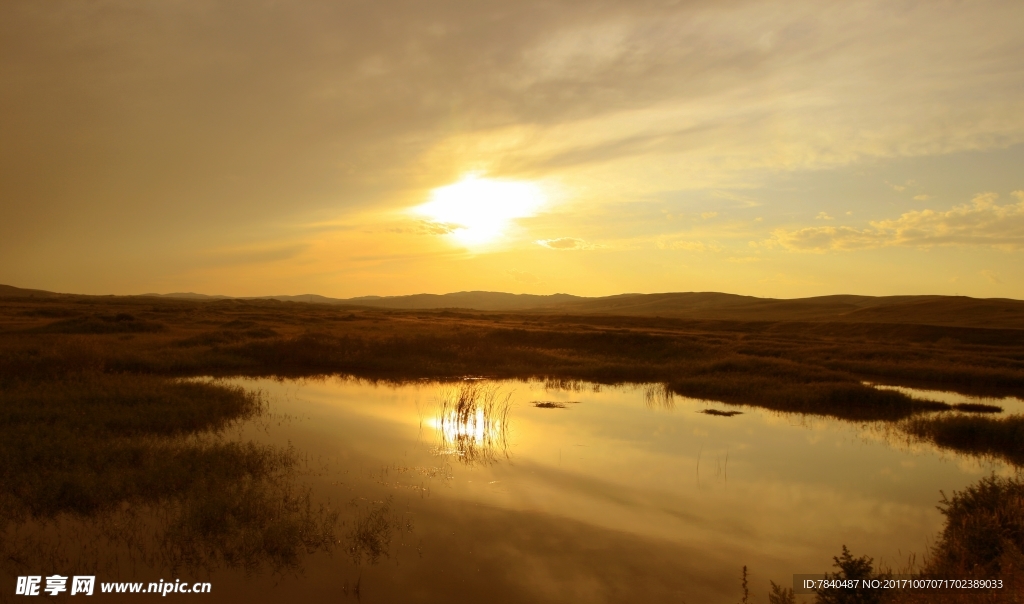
[657,239,722,252]
[536,237,594,250]
[507,269,541,284]
[767,192,1024,252]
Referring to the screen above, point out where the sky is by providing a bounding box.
[2,0,1023,299]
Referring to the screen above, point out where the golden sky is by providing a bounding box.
[2,0,1023,298]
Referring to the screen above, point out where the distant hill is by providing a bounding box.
[144,290,584,310]
[0,284,60,298]
[337,291,585,310]
[140,292,231,300]
[543,292,1024,329]
[3,283,1024,329]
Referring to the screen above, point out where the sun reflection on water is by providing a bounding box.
[430,383,512,465]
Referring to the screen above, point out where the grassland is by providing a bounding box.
[3,291,1024,591]
[0,370,339,576]
[3,292,1024,430]
[4,292,1024,459]
[4,294,1024,410]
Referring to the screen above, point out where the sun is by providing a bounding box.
[412,175,546,246]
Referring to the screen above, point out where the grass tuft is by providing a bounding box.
[433,383,512,465]
[903,415,1024,466]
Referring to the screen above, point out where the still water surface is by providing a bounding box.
[212,377,1008,602]
[6,377,1016,603]
[867,382,1024,414]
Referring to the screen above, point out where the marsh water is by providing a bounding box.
[866,382,1024,414]
[4,377,1018,603]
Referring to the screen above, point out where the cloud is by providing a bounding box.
[700,212,718,219]
[757,273,813,286]
[815,212,834,220]
[710,190,760,208]
[657,239,722,252]
[388,220,460,235]
[203,243,310,266]
[913,194,932,201]
[766,192,1024,252]
[536,237,593,250]
[980,269,1002,284]
[422,1,1024,200]
[766,226,883,252]
[415,221,460,235]
[873,192,1024,250]
[507,269,541,284]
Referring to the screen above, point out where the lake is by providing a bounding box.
[215,377,1015,602]
[4,376,1015,602]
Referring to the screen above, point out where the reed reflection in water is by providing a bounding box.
[429,383,512,465]
[643,383,675,410]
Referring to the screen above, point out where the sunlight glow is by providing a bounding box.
[413,175,546,245]
[430,408,494,445]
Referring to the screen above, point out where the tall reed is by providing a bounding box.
[433,382,512,465]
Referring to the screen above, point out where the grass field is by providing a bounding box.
[4,292,1024,470]
[4,294,1024,409]
[2,292,1023,594]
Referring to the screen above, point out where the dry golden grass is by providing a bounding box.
[4,294,1023,412]
[2,293,1024,593]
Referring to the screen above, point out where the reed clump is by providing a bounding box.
[927,475,1024,580]
[344,496,411,565]
[902,415,1024,466]
[160,460,339,574]
[433,383,512,465]
[814,546,889,604]
[0,374,270,517]
[0,372,338,576]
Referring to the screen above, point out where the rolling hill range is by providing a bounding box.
[2,284,1023,330]
[546,292,1024,329]
[0,284,59,298]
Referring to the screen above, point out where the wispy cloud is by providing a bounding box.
[201,243,310,266]
[764,226,883,252]
[710,190,760,208]
[507,269,541,284]
[980,269,1002,284]
[656,239,722,252]
[765,192,1024,252]
[397,220,461,236]
[536,237,594,250]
